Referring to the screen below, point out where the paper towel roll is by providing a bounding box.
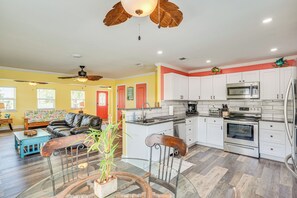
[169,106,174,115]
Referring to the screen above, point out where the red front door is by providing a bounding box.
[136,83,147,108]
[97,91,108,120]
[117,85,126,124]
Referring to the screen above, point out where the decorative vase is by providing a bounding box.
[94,177,118,198]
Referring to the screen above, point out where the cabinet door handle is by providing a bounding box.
[270,125,273,128]
[243,80,245,82]
[204,118,206,122]
[277,94,279,99]
[270,148,274,151]
[214,96,215,99]
[282,94,284,99]
[210,96,212,99]
[270,135,273,138]
[214,120,216,122]
[199,96,200,99]
[239,80,241,82]
[221,126,223,130]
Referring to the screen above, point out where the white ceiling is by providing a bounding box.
[0,0,297,78]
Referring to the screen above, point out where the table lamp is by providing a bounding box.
[0,103,5,119]
[79,101,85,114]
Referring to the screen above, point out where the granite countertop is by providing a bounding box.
[125,113,223,126]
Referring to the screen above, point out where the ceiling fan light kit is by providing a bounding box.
[77,77,88,83]
[121,0,158,17]
[103,0,183,28]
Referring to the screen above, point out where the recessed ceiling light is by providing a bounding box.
[179,57,187,61]
[157,50,163,55]
[270,48,278,52]
[206,60,211,63]
[72,54,82,58]
[262,18,272,24]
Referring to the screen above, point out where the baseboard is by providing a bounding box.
[196,142,224,150]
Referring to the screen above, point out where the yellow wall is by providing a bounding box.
[0,68,116,127]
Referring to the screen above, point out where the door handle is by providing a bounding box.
[277,94,279,99]
[284,78,294,145]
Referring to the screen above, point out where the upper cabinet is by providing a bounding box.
[189,77,201,100]
[200,75,226,100]
[164,73,189,100]
[227,71,260,84]
[260,67,296,100]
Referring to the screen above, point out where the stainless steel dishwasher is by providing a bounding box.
[174,119,186,142]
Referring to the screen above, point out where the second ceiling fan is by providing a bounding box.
[103,0,183,28]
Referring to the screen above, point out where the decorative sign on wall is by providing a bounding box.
[127,87,134,100]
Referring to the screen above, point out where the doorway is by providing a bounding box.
[117,85,126,124]
[96,91,109,120]
[136,83,147,108]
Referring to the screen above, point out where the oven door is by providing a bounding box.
[224,120,258,147]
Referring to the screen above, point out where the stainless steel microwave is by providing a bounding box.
[226,82,260,99]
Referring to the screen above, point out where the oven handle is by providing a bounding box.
[224,120,258,125]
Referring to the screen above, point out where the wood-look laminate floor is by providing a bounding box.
[0,130,296,198]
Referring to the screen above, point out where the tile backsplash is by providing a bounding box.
[124,100,292,122]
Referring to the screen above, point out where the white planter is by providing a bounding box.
[94,177,118,198]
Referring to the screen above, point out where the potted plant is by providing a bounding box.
[85,122,120,198]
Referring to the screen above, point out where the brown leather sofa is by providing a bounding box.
[46,113,102,137]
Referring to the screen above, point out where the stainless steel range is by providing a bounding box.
[224,106,262,158]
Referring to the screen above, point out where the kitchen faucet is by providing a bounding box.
[142,102,152,121]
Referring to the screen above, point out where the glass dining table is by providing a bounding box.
[17,158,199,198]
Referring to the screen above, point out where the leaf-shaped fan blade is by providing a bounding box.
[14,80,29,83]
[103,2,132,26]
[87,75,103,81]
[58,76,79,79]
[36,82,48,84]
[150,0,183,28]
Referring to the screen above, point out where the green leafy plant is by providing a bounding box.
[85,122,120,184]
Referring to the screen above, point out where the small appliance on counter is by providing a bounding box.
[209,106,222,117]
[186,101,198,115]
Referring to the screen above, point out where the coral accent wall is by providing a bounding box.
[160,59,296,100]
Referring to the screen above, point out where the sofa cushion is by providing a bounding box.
[72,114,83,127]
[80,115,93,127]
[90,117,101,127]
[65,113,76,126]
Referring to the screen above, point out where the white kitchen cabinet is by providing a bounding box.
[200,75,226,100]
[197,116,223,149]
[279,67,296,100]
[164,73,189,100]
[200,76,213,100]
[226,73,242,83]
[227,71,260,84]
[259,121,293,162]
[126,122,174,165]
[213,74,226,100]
[207,123,224,149]
[197,117,207,143]
[189,77,201,100]
[242,70,260,82]
[260,67,296,100]
[260,68,280,100]
[185,117,198,146]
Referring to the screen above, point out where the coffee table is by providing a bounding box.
[14,129,51,158]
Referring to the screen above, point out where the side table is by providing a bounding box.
[14,129,51,158]
[0,118,13,131]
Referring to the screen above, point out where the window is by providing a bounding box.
[37,89,55,109]
[0,87,16,110]
[71,90,85,109]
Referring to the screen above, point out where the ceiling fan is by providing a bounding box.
[103,0,183,28]
[58,66,103,82]
[14,80,48,86]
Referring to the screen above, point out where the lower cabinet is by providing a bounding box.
[185,117,198,146]
[259,121,291,162]
[126,122,174,165]
[197,116,224,149]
